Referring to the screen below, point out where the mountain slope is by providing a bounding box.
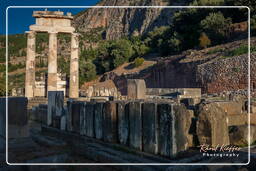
[73,0,189,39]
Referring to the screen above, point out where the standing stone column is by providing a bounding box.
[69,33,79,98]
[25,31,36,98]
[48,32,58,92]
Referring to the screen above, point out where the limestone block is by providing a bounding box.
[0,98,6,138]
[47,91,64,127]
[7,97,29,138]
[94,102,104,140]
[142,102,158,154]
[103,101,117,143]
[85,102,95,137]
[80,102,86,136]
[87,86,93,97]
[229,125,256,146]
[215,101,243,115]
[173,104,194,151]
[129,101,142,150]
[157,103,176,157]
[127,79,146,100]
[71,101,83,134]
[117,101,129,145]
[8,97,28,126]
[197,102,230,147]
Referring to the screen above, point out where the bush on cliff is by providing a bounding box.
[133,57,144,68]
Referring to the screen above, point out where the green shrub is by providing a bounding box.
[200,12,232,44]
[134,57,144,68]
[199,32,211,48]
[79,60,97,85]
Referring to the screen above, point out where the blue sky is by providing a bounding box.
[1,0,100,35]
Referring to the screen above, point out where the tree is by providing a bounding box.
[110,39,134,68]
[79,59,97,85]
[199,32,211,48]
[200,12,232,44]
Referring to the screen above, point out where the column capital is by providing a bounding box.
[25,31,36,34]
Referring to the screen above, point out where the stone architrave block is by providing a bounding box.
[85,102,95,137]
[142,102,158,154]
[117,101,129,145]
[47,91,64,127]
[103,101,117,143]
[129,101,142,150]
[127,79,146,100]
[94,102,104,140]
[157,103,177,157]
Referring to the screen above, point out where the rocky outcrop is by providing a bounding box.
[73,0,188,39]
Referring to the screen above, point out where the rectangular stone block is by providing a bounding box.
[129,101,142,150]
[94,102,104,140]
[7,97,29,138]
[157,103,176,157]
[142,102,158,154]
[127,79,146,100]
[47,91,64,127]
[216,101,243,115]
[71,101,83,133]
[80,102,86,135]
[117,101,129,145]
[103,101,117,143]
[85,102,95,137]
[0,98,6,138]
[8,97,28,126]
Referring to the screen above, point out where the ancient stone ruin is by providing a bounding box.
[25,10,79,98]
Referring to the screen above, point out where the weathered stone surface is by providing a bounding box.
[47,32,58,92]
[8,97,28,126]
[129,101,142,150]
[228,113,256,126]
[142,102,158,154]
[69,33,79,98]
[229,125,256,146]
[103,101,117,143]
[47,91,64,127]
[197,102,230,147]
[0,98,6,138]
[7,97,29,138]
[94,102,104,140]
[127,79,146,100]
[79,102,86,135]
[173,104,194,151]
[215,101,243,115]
[157,103,176,157]
[70,101,83,133]
[117,101,129,145]
[25,31,36,98]
[85,102,95,137]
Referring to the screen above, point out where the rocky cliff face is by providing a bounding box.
[73,0,188,39]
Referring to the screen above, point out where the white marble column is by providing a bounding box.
[47,32,58,92]
[69,33,79,98]
[25,31,36,98]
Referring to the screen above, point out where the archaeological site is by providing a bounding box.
[1,1,256,171]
